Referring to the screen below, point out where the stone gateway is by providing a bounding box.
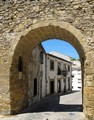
[0,0,94,120]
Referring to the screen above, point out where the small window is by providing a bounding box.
[50,60,54,70]
[63,64,66,70]
[58,66,61,75]
[34,78,37,96]
[18,56,23,72]
[57,62,61,75]
[40,51,44,64]
[68,65,70,71]
[78,87,81,88]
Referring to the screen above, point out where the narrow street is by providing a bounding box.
[0,91,84,120]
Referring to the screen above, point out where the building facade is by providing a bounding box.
[72,60,82,91]
[46,52,72,95]
[28,45,46,106]
[27,45,72,106]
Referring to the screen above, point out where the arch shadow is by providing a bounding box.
[21,91,83,113]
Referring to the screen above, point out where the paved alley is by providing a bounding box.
[0,91,84,120]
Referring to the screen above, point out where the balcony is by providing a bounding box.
[61,70,68,77]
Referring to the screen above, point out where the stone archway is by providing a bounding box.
[0,20,94,120]
[10,20,88,117]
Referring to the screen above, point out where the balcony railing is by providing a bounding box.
[61,70,68,77]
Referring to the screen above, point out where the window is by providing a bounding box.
[68,65,70,71]
[18,56,23,72]
[18,56,23,80]
[40,51,43,64]
[57,66,61,75]
[63,64,66,70]
[78,87,81,88]
[50,80,54,94]
[57,62,61,75]
[71,74,74,77]
[40,51,44,64]
[34,78,37,96]
[50,60,54,70]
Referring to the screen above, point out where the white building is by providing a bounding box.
[46,51,72,95]
[72,60,82,90]
[28,45,72,107]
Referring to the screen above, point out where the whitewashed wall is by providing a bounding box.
[46,54,72,95]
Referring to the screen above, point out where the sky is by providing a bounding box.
[42,39,79,59]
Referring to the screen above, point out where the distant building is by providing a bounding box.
[72,60,82,90]
[28,46,72,106]
[46,52,72,95]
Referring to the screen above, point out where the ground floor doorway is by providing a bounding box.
[50,80,54,94]
[57,80,61,93]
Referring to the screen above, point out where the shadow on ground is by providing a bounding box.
[21,91,83,113]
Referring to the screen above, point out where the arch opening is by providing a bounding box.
[10,23,86,115]
[39,39,83,112]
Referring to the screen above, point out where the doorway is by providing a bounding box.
[64,78,66,92]
[57,80,61,93]
[50,80,54,94]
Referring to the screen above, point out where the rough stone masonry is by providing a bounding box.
[0,0,94,120]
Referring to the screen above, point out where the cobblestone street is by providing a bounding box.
[0,91,84,120]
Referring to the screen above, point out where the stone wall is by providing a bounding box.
[0,0,94,119]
